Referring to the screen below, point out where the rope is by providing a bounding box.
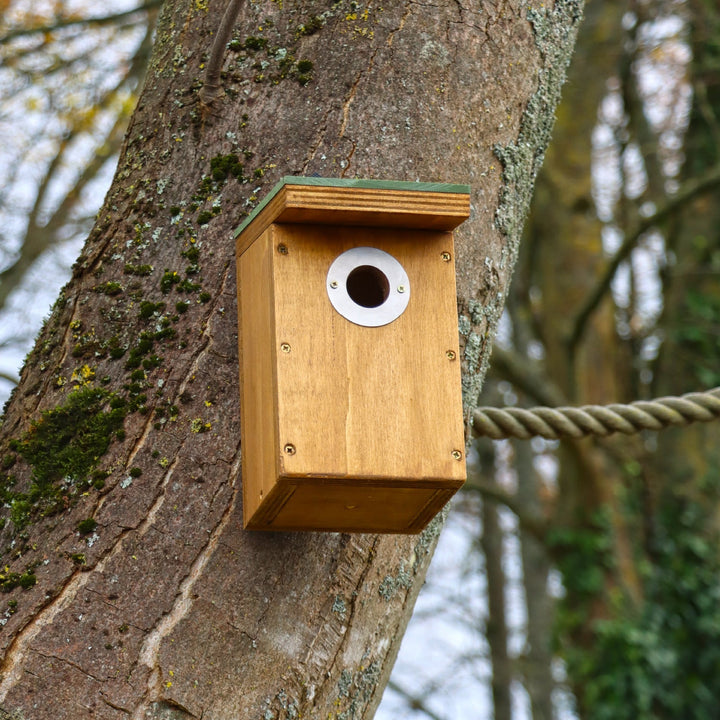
[472,387,720,440]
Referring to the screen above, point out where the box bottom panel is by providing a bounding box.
[244,479,461,534]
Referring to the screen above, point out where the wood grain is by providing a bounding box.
[238,222,466,532]
[235,180,471,255]
[237,229,280,522]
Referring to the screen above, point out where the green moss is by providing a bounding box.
[160,270,181,293]
[125,334,155,370]
[129,467,143,478]
[139,301,166,319]
[154,326,177,341]
[15,388,126,489]
[210,153,245,181]
[0,570,36,593]
[177,279,201,293]
[197,211,213,225]
[244,36,268,51]
[107,337,126,360]
[199,292,211,304]
[124,264,154,277]
[94,281,123,296]
[297,15,325,36]
[142,355,162,370]
[182,246,200,264]
[77,518,97,535]
[175,301,190,314]
[296,59,314,85]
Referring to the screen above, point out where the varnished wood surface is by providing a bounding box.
[239,222,466,532]
[238,230,280,523]
[235,179,471,256]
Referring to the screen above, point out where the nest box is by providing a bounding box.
[234,177,470,533]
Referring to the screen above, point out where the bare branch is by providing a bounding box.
[489,345,567,408]
[0,1,163,44]
[0,371,19,387]
[386,681,446,720]
[570,163,720,352]
[200,0,244,110]
[0,19,155,312]
[463,474,548,542]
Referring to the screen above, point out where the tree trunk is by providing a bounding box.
[0,0,583,717]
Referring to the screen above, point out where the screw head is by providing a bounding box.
[329,280,339,289]
[280,343,291,353]
[441,251,452,262]
[284,443,296,455]
[397,285,405,294]
[451,449,463,461]
[277,244,289,255]
[446,350,456,360]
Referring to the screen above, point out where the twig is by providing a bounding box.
[0,1,162,44]
[199,0,244,111]
[569,164,720,352]
[386,681,446,720]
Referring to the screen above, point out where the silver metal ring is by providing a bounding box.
[326,247,410,327]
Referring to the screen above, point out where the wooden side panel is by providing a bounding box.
[238,229,280,526]
[271,224,466,486]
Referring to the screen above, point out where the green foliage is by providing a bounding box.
[560,492,720,720]
[674,289,720,387]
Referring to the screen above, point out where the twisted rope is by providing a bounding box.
[472,388,720,440]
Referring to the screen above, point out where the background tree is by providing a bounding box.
[384,0,720,718]
[0,1,160,391]
[0,0,584,718]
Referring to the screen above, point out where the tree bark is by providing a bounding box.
[0,0,583,717]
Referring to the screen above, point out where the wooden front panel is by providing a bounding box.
[270,224,466,486]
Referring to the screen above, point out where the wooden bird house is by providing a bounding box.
[235,177,470,533]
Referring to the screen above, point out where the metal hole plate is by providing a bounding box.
[326,247,410,327]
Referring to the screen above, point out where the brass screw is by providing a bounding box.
[280,343,291,353]
[441,251,452,262]
[277,244,289,255]
[446,350,456,360]
[451,449,463,461]
[284,443,296,455]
